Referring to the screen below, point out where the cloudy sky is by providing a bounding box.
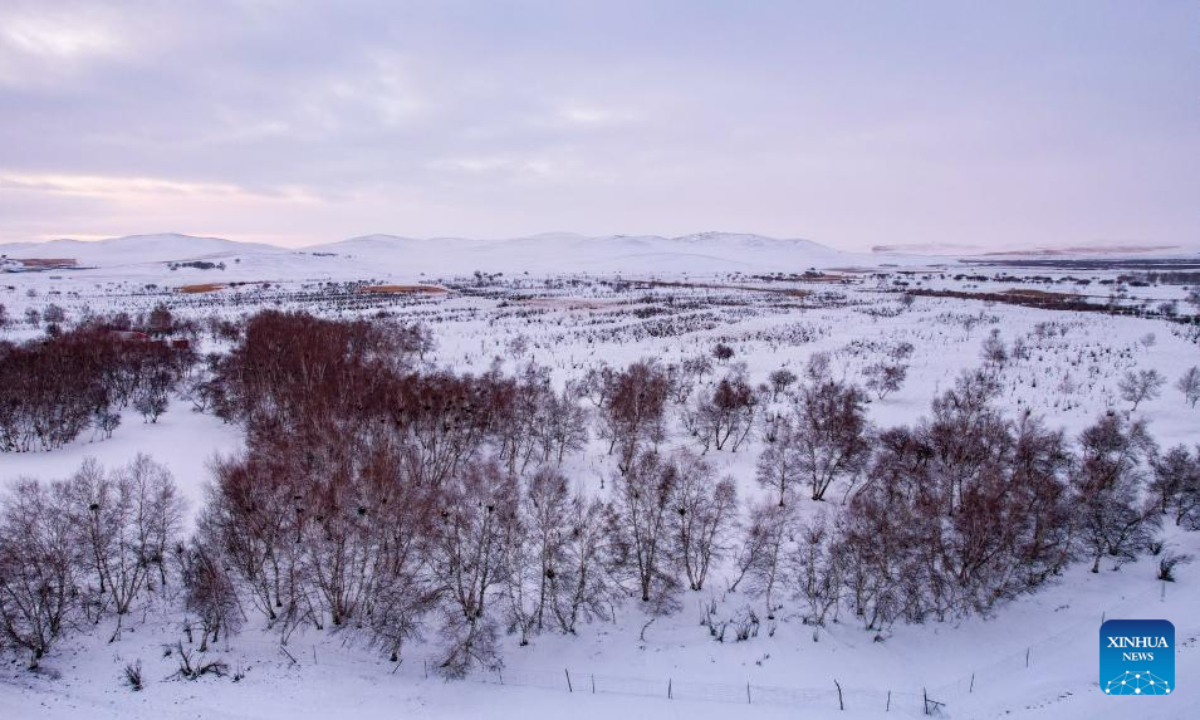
[1,1,1197,250]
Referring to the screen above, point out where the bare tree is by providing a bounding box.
[805,352,832,384]
[1073,413,1160,573]
[1151,445,1200,528]
[1177,366,1200,408]
[42,303,67,324]
[768,368,798,401]
[732,501,792,619]
[980,329,1008,368]
[1119,369,1166,410]
[682,354,714,385]
[67,455,184,641]
[546,496,618,634]
[180,539,242,652]
[608,451,679,608]
[671,451,737,591]
[0,479,79,668]
[789,512,841,626]
[862,361,908,400]
[502,466,569,644]
[694,372,758,452]
[755,418,802,506]
[599,360,670,473]
[792,380,872,501]
[430,459,516,677]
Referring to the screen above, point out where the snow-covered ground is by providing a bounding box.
[1,235,1198,719]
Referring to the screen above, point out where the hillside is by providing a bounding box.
[0,233,287,266]
[1,231,859,279]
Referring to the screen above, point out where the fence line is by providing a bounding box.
[931,582,1167,701]
[379,583,1179,717]
[393,658,938,716]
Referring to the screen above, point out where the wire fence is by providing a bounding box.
[368,582,1179,718]
[391,658,940,716]
[931,582,1171,703]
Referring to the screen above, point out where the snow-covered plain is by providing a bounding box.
[1,233,1198,719]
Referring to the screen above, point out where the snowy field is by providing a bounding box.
[1,235,1198,719]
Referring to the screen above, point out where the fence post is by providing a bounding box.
[835,679,844,711]
[1025,648,1030,668]
[423,659,428,679]
[886,690,891,712]
[923,687,928,716]
[969,673,975,693]
[668,678,673,700]
[565,669,572,693]
[591,674,595,694]
[746,682,751,704]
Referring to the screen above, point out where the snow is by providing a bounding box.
[0,234,289,266]
[307,231,853,275]
[2,234,1199,719]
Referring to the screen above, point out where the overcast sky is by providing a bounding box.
[1,1,1197,250]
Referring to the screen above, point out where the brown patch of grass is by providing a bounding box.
[359,284,448,295]
[179,283,226,294]
[17,258,78,268]
[1001,288,1077,300]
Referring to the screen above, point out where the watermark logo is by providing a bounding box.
[1100,619,1174,696]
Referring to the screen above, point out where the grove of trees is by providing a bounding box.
[2,309,1197,682]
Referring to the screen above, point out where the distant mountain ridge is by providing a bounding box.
[308,231,847,274]
[0,233,286,265]
[5,232,1193,279]
[0,231,858,278]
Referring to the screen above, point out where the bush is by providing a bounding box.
[123,660,144,691]
[1157,551,1192,582]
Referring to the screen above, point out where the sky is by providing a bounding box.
[1,1,1198,251]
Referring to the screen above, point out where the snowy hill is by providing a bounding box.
[0,233,287,266]
[874,241,1200,260]
[310,231,851,275]
[0,231,963,280]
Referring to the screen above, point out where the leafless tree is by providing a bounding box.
[755,417,802,506]
[1151,445,1200,529]
[980,329,1008,368]
[1176,366,1200,408]
[694,372,758,452]
[1119,369,1166,410]
[180,539,242,652]
[682,353,714,385]
[768,368,798,401]
[804,352,832,384]
[66,455,184,640]
[501,466,569,644]
[0,479,79,668]
[862,361,907,400]
[671,451,737,591]
[792,380,872,501]
[1073,413,1160,573]
[430,459,516,677]
[599,360,670,473]
[789,512,841,625]
[732,501,792,619]
[608,451,679,608]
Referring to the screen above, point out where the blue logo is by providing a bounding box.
[1100,619,1174,696]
